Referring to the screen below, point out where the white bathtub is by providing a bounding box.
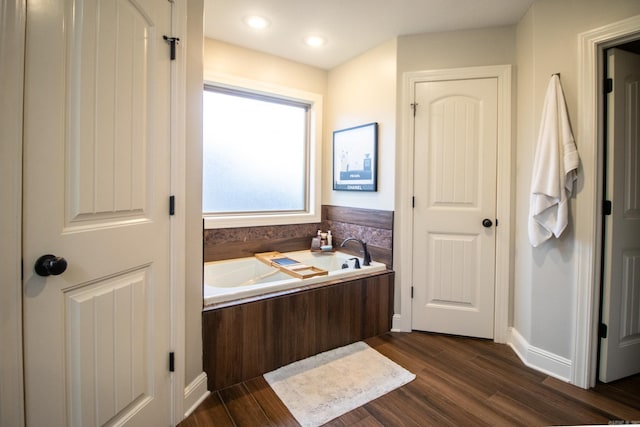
[204,250,387,305]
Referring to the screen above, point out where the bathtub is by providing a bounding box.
[204,250,387,305]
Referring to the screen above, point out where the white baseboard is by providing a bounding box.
[508,327,572,383]
[182,372,210,419]
[391,313,410,332]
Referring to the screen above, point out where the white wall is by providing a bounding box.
[324,39,398,210]
[513,0,640,365]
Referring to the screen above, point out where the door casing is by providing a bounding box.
[574,15,640,389]
[396,64,512,343]
[0,0,26,425]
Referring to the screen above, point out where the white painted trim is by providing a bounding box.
[170,0,190,424]
[391,314,404,332]
[508,328,572,383]
[201,72,323,229]
[396,65,512,342]
[183,372,210,418]
[0,1,25,426]
[574,14,640,389]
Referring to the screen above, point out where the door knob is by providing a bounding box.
[34,254,68,277]
[482,218,493,228]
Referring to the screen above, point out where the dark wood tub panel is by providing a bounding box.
[202,270,394,391]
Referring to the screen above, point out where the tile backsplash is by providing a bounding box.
[204,205,393,268]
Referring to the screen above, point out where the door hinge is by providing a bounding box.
[412,196,415,208]
[604,78,613,94]
[169,195,175,216]
[410,103,418,117]
[411,286,414,299]
[163,35,180,60]
[599,323,608,339]
[603,200,612,216]
[169,352,175,372]
[495,219,499,227]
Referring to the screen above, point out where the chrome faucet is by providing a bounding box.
[340,237,371,266]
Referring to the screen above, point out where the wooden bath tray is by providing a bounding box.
[255,252,328,279]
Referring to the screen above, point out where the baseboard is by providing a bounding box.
[183,372,210,418]
[391,313,410,332]
[508,327,572,383]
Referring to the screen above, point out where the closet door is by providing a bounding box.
[22,0,173,424]
[411,77,498,339]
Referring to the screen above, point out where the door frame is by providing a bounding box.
[574,14,640,389]
[395,64,512,343]
[0,0,26,425]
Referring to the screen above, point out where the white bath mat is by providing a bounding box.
[264,341,416,427]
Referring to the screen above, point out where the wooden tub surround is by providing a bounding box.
[202,269,394,391]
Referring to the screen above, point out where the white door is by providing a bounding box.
[22,0,173,425]
[411,78,498,339]
[599,48,640,383]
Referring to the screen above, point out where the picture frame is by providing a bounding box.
[332,122,378,191]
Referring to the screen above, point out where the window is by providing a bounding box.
[202,81,322,228]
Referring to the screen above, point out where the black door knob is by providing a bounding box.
[34,254,68,277]
[482,218,493,228]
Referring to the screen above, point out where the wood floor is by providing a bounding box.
[179,331,640,426]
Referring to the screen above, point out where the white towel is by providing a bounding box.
[528,75,580,247]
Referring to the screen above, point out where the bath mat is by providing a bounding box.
[264,341,415,427]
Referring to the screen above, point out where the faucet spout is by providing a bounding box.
[340,237,371,266]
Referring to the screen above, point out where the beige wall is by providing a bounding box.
[514,4,535,345]
[203,38,327,96]
[0,0,25,425]
[185,0,204,387]
[397,26,517,72]
[514,0,640,359]
[325,38,398,210]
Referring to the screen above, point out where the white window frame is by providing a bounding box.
[202,74,323,229]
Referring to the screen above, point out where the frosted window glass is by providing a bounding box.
[202,88,308,214]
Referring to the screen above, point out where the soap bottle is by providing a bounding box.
[312,230,322,249]
[327,230,332,246]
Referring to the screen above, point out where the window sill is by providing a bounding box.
[203,211,321,229]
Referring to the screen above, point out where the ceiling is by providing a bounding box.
[203,0,535,70]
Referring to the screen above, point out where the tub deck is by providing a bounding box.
[204,250,386,306]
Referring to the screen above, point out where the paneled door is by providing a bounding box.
[22,0,173,425]
[412,77,498,339]
[599,48,640,383]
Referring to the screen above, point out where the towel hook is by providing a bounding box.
[551,72,560,78]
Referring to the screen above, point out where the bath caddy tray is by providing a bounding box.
[255,252,328,279]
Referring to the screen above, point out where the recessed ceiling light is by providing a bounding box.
[304,35,326,47]
[244,15,270,30]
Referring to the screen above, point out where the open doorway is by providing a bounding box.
[573,15,640,390]
[597,38,640,383]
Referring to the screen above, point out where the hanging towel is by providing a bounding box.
[528,75,580,247]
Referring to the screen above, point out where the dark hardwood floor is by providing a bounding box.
[179,331,640,426]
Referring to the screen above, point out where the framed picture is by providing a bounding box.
[333,122,378,191]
